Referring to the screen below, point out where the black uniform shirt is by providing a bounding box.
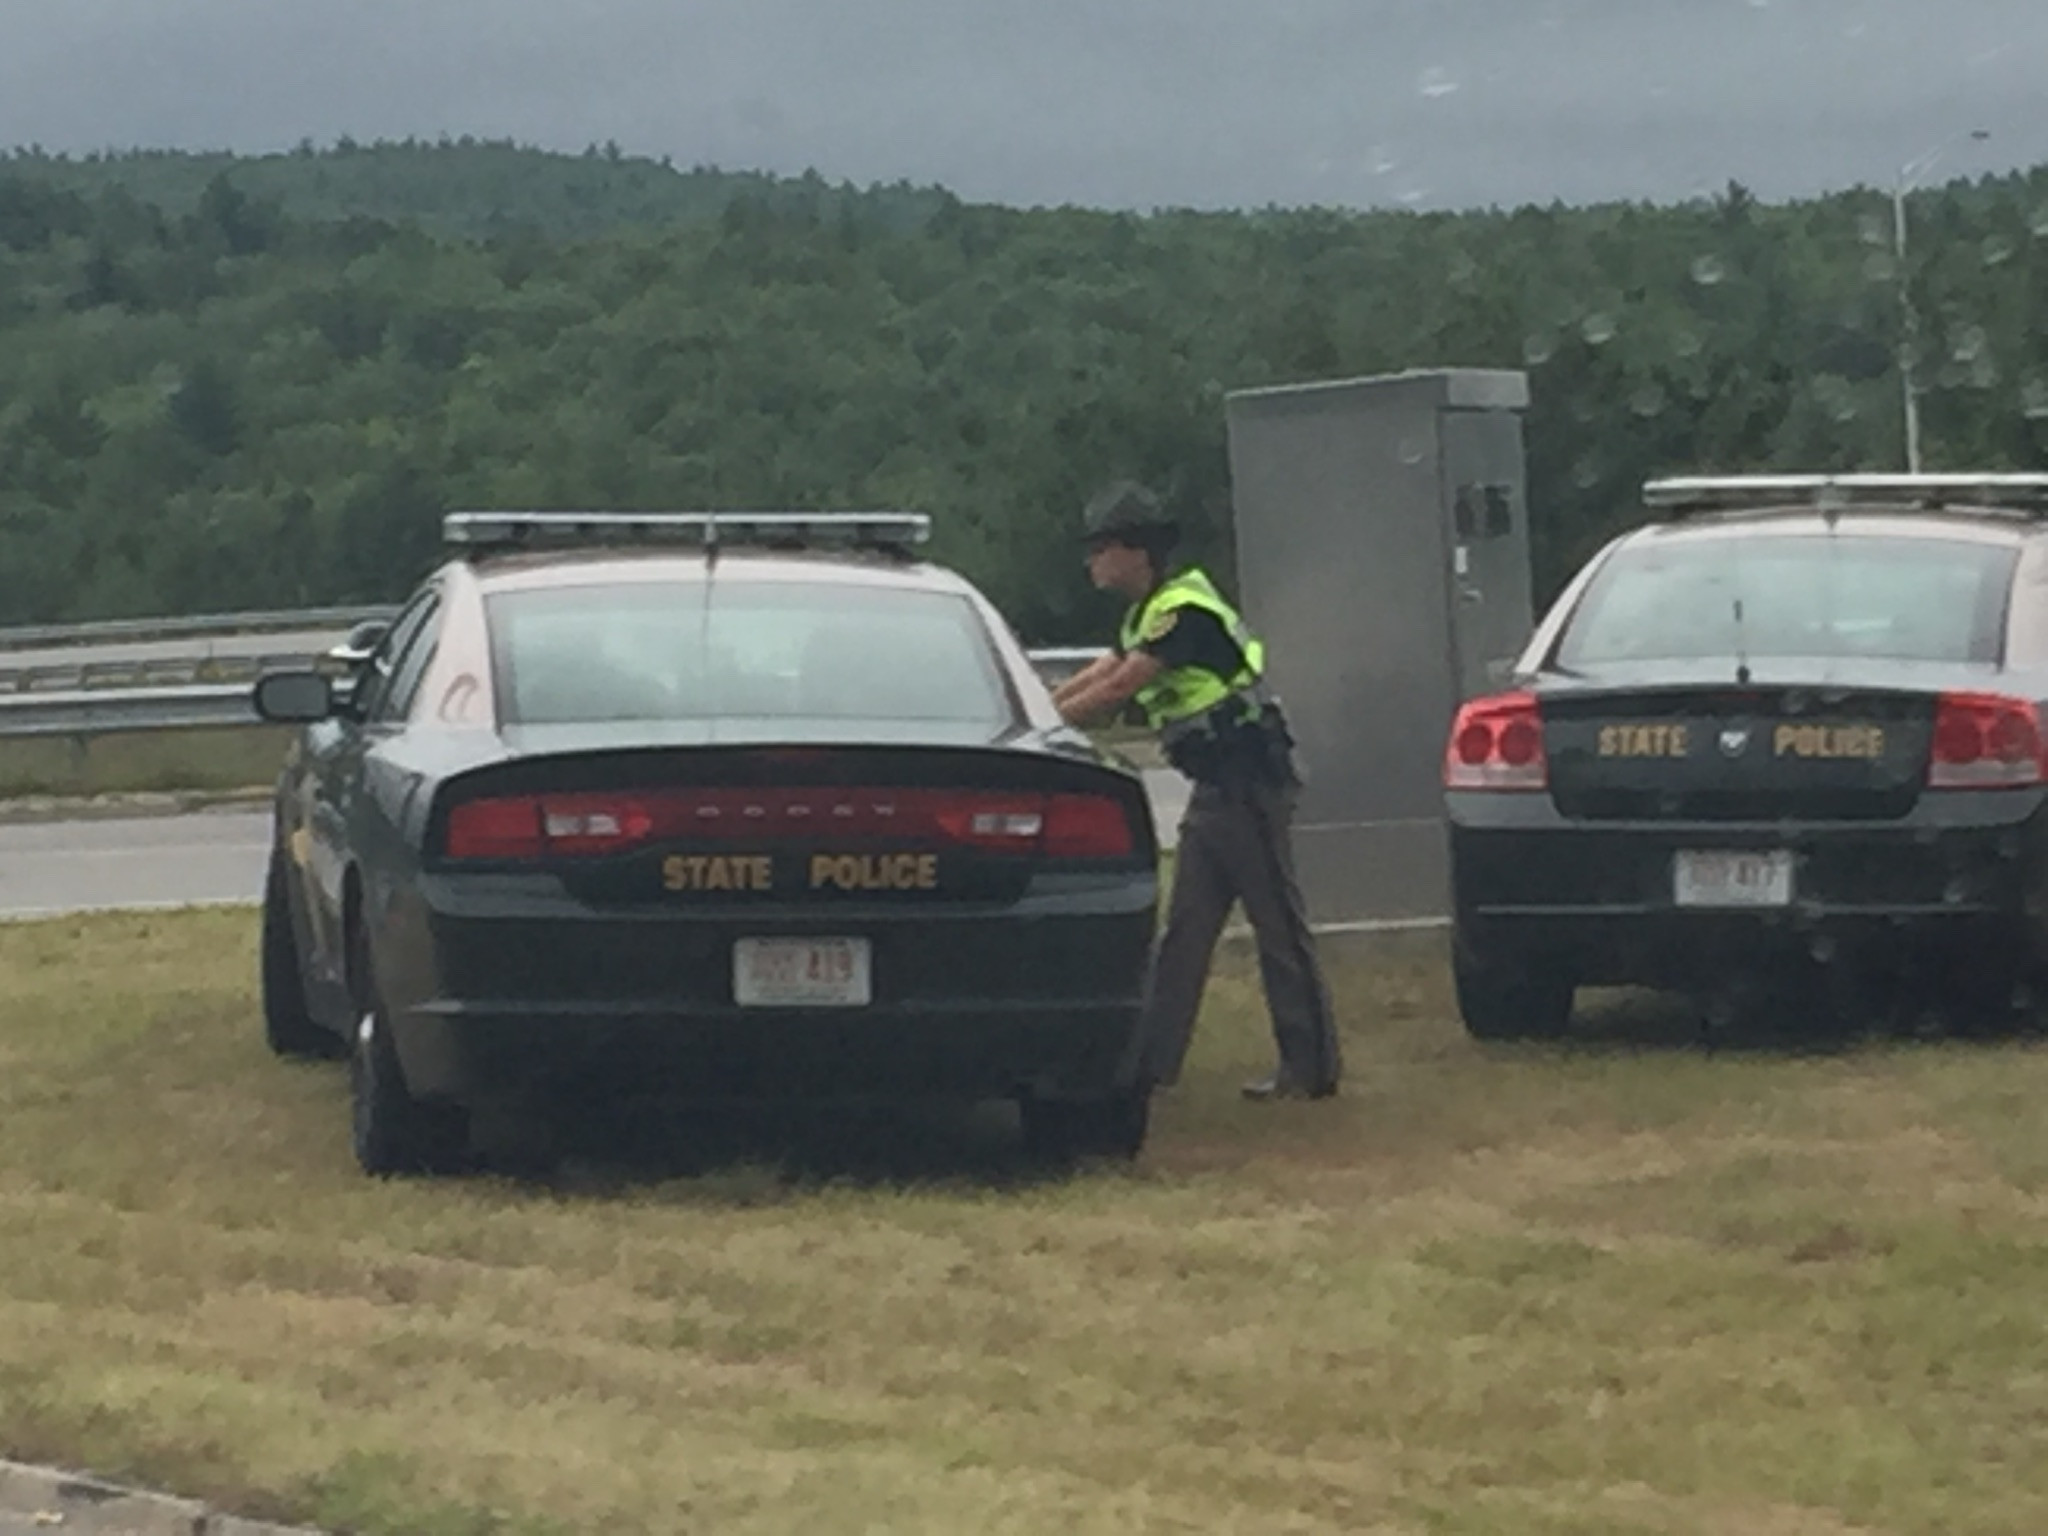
[1127,604,1245,678]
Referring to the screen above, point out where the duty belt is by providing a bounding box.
[1158,681,1286,763]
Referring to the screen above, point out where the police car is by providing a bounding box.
[1443,474,2048,1037]
[253,512,1160,1175]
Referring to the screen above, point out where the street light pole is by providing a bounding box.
[1893,129,1990,474]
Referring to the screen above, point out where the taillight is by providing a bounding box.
[1928,692,2046,789]
[1043,793,1136,858]
[1444,692,1548,791]
[444,794,658,860]
[440,787,1138,860]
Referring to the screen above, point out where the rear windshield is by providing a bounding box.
[1553,534,2016,669]
[486,580,1015,726]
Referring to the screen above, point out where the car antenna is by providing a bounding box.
[1732,597,1752,686]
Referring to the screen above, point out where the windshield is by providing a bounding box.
[1552,534,2016,670]
[487,580,1015,727]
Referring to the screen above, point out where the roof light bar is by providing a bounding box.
[441,511,932,553]
[1643,474,2048,519]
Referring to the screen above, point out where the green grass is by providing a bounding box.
[4,911,2048,1533]
[0,725,293,801]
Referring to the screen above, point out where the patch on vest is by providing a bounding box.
[1139,608,1179,643]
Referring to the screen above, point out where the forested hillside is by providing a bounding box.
[3,144,2046,642]
[2,140,949,241]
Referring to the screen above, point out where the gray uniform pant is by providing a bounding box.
[1137,775,1342,1091]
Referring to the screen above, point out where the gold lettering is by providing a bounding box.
[1599,723,1690,758]
[1774,723,1886,760]
[809,852,942,891]
[665,854,776,893]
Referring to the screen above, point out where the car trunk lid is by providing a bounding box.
[1538,659,1974,821]
[426,740,1155,908]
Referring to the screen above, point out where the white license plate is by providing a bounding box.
[733,937,871,1007]
[1672,850,1794,909]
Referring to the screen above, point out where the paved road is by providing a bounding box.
[0,807,275,921]
[0,770,1192,921]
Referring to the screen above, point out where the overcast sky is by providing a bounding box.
[4,0,2046,212]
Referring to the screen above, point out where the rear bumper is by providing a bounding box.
[394,997,1145,1102]
[1446,788,2048,987]
[372,868,1157,1104]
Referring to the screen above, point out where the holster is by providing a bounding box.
[1162,699,1301,788]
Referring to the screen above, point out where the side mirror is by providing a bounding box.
[325,619,389,669]
[254,670,337,724]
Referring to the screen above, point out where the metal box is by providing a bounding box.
[1223,368,1536,928]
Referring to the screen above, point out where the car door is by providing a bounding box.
[302,587,441,989]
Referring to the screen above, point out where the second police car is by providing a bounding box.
[1444,474,2048,1037]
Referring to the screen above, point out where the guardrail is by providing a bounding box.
[0,652,347,696]
[0,606,398,654]
[0,648,1111,738]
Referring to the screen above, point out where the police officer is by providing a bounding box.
[1053,481,1341,1101]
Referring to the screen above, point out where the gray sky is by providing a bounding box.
[4,0,2046,211]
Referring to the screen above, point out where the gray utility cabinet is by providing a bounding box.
[1223,368,1537,928]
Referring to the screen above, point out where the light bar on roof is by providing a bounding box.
[441,510,932,552]
[1643,473,2048,518]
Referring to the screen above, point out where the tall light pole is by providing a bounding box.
[1894,128,1990,473]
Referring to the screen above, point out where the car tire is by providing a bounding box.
[1453,931,1574,1042]
[261,850,339,1060]
[1020,1088,1151,1163]
[347,926,465,1178]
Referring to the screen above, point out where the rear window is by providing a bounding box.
[1553,534,2016,669]
[486,580,1014,726]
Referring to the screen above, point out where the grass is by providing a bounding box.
[0,725,295,802]
[5,912,2048,1533]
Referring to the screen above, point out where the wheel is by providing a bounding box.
[261,850,340,1059]
[1020,1088,1151,1163]
[1452,929,1574,1042]
[347,926,465,1178]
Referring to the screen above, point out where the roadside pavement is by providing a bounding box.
[0,1461,323,1536]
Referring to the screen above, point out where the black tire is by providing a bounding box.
[1453,930,1574,1042]
[348,926,465,1178]
[261,850,339,1060]
[1020,1088,1151,1164]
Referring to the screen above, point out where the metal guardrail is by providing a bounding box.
[0,652,340,696]
[0,606,399,654]
[0,685,261,738]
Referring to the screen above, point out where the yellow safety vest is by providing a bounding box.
[1117,567,1269,733]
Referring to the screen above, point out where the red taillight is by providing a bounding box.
[440,787,1137,861]
[1043,793,1136,859]
[1444,692,1548,792]
[1928,692,2045,789]
[445,797,546,860]
[444,794,657,860]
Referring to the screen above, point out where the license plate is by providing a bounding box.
[733,937,871,1007]
[1672,849,1794,909]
